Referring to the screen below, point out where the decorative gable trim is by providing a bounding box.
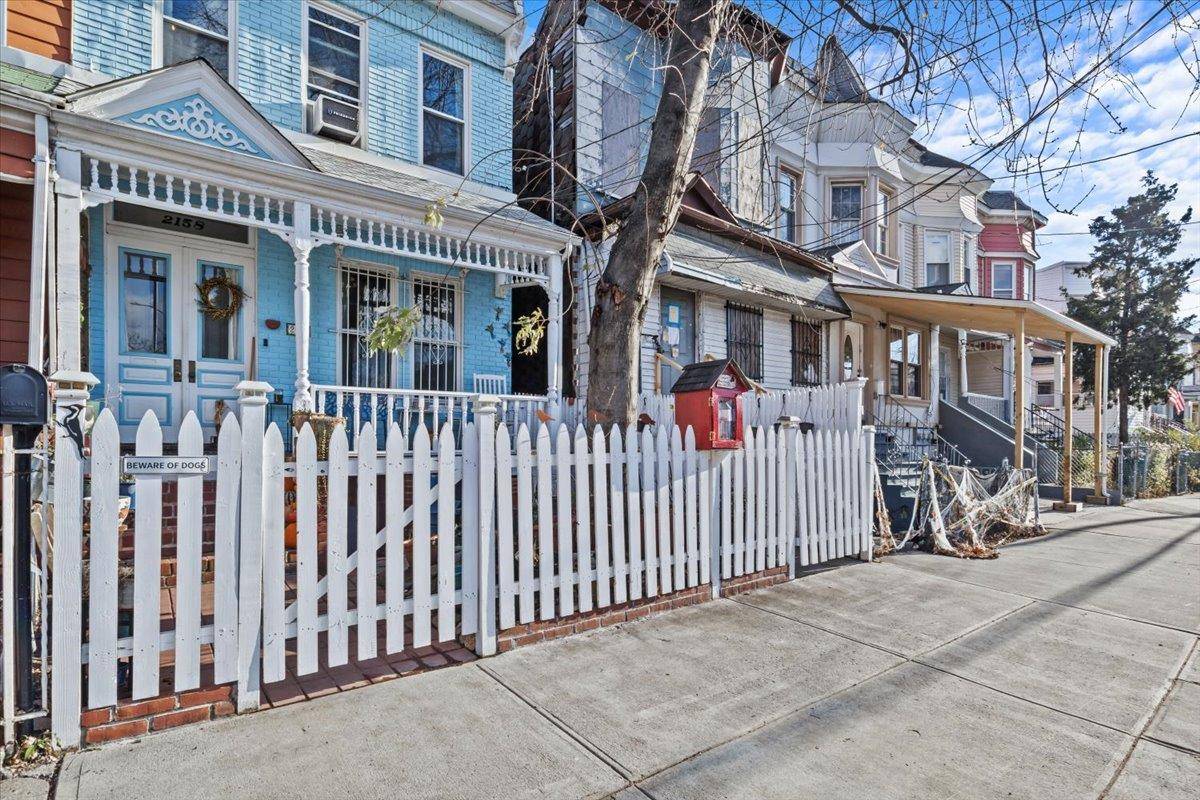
[118,94,265,157]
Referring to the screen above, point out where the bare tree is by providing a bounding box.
[585,0,731,427]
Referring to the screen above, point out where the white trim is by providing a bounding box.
[417,44,472,178]
[152,0,239,85]
[300,0,370,150]
[0,45,104,86]
[1,0,7,49]
[990,262,1015,299]
[441,0,518,35]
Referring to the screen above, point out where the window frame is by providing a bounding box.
[876,184,896,259]
[790,317,823,387]
[154,0,238,82]
[923,230,951,286]
[962,235,973,290]
[725,302,764,382]
[829,180,864,245]
[992,262,1015,299]
[777,166,800,244]
[886,318,927,401]
[418,45,472,177]
[301,0,369,147]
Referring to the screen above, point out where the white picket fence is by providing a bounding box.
[53,392,874,746]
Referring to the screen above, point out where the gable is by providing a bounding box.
[65,60,312,168]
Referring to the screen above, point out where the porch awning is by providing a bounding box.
[835,285,1116,346]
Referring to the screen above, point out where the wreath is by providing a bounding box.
[196,273,247,321]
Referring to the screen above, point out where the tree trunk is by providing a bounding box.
[1119,388,1129,444]
[584,0,730,428]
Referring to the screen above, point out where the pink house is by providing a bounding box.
[976,191,1047,300]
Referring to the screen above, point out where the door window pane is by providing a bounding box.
[198,263,239,361]
[422,53,466,174]
[123,251,169,354]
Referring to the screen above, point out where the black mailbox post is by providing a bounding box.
[0,363,49,730]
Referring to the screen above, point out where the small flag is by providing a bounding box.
[1167,386,1185,414]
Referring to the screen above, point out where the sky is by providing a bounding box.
[517,0,1200,322]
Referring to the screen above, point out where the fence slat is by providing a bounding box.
[805,431,818,565]
[496,424,516,630]
[721,449,732,580]
[592,428,611,608]
[87,410,120,708]
[818,431,831,563]
[536,426,554,620]
[555,426,574,616]
[733,442,745,578]
[608,426,627,605]
[654,427,671,594]
[574,427,593,613]
[460,422,478,636]
[768,427,780,570]
[296,425,320,673]
[516,425,536,624]
[756,427,767,572]
[684,428,699,587]
[384,424,406,653]
[213,415,241,683]
[626,427,644,601]
[641,427,658,598]
[839,429,851,559]
[412,424,433,648]
[438,422,458,640]
[669,427,685,590]
[699,442,713,588]
[356,423,379,659]
[132,411,162,700]
[326,424,350,666]
[174,413,204,691]
[262,424,286,683]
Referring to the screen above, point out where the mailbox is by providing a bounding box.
[669,359,751,450]
[0,364,49,426]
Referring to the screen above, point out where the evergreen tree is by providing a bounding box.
[1067,172,1198,443]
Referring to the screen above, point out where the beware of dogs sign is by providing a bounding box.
[121,456,211,476]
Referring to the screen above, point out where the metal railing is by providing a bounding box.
[1027,403,1095,485]
[870,401,970,470]
[963,392,1009,423]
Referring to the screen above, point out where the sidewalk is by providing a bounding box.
[50,496,1200,799]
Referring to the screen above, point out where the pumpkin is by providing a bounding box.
[284,521,298,549]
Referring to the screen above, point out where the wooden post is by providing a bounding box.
[290,204,315,412]
[546,252,563,403]
[1053,334,1078,511]
[53,147,83,372]
[474,395,499,656]
[1013,313,1026,470]
[236,379,272,711]
[1087,344,1109,503]
[49,370,97,748]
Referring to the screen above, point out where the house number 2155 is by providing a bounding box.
[161,213,205,230]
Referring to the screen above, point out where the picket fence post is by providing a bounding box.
[474,395,499,656]
[236,380,272,712]
[777,416,801,578]
[860,425,876,561]
[49,370,96,748]
[705,451,725,599]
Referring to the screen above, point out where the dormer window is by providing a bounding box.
[161,0,234,79]
[421,51,468,175]
[830,183,862,244]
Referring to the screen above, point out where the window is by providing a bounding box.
[790,318,822,385]
[338,263,395,388]
[888,322,925,399]
[1024,264,1034,300]
[412,276,460,391]
[939,347,951,400]
[962,236,973,289]
[924,231,950,285]
[830,183,862,244]
[778,170,798,244]
[305,5,364,136]
[162,0,232,79]
[725,303,763,381]
[198,262,240,360]
[693,107,727,197]
[877,186,894,257]
[992,263,1014,298]
[601,82,640,196]
[422,51,467,174]
[123,251,169,354]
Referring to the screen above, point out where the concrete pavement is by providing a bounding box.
[51,496,1200,799]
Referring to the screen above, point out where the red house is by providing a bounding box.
[976,191,1047,301]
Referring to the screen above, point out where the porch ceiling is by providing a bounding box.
[835,286,1117,347]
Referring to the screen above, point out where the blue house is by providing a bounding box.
[18,0,573,443]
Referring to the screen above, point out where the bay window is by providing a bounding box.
[830,183,862,244]
[888,322,925,399]
[992,263,1014,298]
[422,51,468,174]
[877,186,895,257]
[162,0,233,79]
[924,231,950,285]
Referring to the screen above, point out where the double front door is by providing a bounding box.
[106,233,255,443]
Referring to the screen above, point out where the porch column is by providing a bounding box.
[1002,336,1015,421]
[545,251,564,402]
[53,146,84,371]
[291,200,315,413]
[1013,313,1026,469]
[28,114,50,369]
[929,324,940,417]
[1054,333,1078,511]
[958,329,969,395]
[1088,344,1109,502]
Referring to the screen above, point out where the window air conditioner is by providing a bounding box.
[310,94,361,145]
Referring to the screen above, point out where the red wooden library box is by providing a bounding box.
[669,359,751,450]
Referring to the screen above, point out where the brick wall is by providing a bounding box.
[81,685,234,744]
[71,0,513,189]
